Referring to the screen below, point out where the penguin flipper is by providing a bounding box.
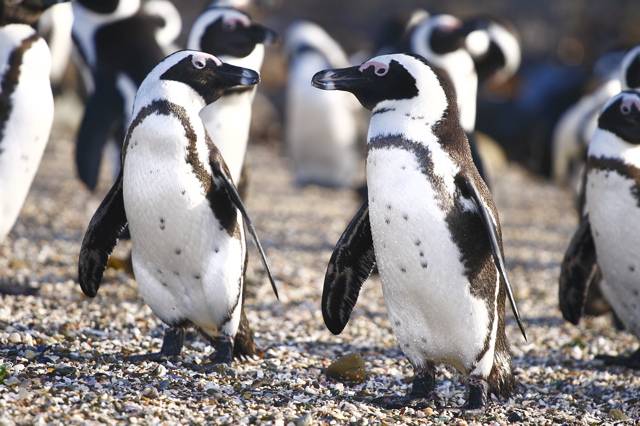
[208,153,279,300]
[75,76,124,191]
[458,175,527,341]
[322,202,376,335]
[78,171,128,297]
[559,216,598,325]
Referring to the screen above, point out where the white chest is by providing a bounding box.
[587,168,640,336]
[366,146,492,372]
[122,114,244,330]
[0,28,53,241]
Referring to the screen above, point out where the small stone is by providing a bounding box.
[142,386,160,399]
[154,364,167,378]
[55,365,76,377]
[8,333,22,344]
[294,413,313,426]
[609,409,628,421]
[325,353,366,384]
[424,407,434,416]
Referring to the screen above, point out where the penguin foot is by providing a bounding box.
[127,326,185,363]
[107,252,134,277]
[209,335,234,366]
[596,348,640,369]
[371,393,441,410]
[464,376,488,410]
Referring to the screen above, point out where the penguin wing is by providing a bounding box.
[75,74,124,191]
[322,202,376,335]
[559,216,599,325]
[78,171,128,297]
[458,175,527,341]
[208,153,279,300]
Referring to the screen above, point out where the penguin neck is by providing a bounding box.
[132,82,207,126]
[368,95,448,144]
[589,128,640,166]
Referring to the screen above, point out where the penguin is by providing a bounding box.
[0,0,69,242]
[285,21,361,189]
[78,50,279,365]
[559,89,640,369]
[461,17,520,87]
[187,4,276,189]
[72,0,181,191]
[408,14,487,182]
[312,53,526,409]
[553,46,640,189]
[37,1,73,90]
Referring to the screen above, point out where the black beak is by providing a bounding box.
[250,23,278,45]
[216,63,260,87]
[312,66,367,92]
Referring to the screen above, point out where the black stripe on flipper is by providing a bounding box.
[0,33,40,155]
[322,202,376,335]
[78,170,128,297]
[559,216,598,325]
[587,156,640,207]
[457,175,526,341]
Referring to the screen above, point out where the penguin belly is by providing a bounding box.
[587,169,640,337]
[0,32,53,241]
[123,115,244,334]
[200,90,255,184]
[287,61,358,188]
[367,147,494,373]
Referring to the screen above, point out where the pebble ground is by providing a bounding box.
[0,97,638,425]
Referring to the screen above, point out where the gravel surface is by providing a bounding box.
[0,96,639,425]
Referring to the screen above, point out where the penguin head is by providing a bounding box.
[137,50,259,111]
[620,45,640,90]
[1,0,69,26]
[598,91,640,144]
[410,15,468,58]
[189,7,276,60]
[285,21,350,69]
[461,17,521,84]
[312,53,453,118]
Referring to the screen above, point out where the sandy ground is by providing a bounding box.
[0,96,638,425]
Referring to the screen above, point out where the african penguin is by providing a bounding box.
[560,90,640,369]
[285,21,361,188]
[72,0,181,191]
[553,46,640,190]
[188,4,276,187]
[408,14,487,182]
[37,1,73,89]
[0,0,69,242]
[78,50,279,365]
[313,53,525,409]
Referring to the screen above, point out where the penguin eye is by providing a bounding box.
[192,57,207,70]
[621,104,632,115]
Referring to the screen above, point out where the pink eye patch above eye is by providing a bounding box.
[621,95,640,114]
[223,15,251,29]
[359,61,389,76]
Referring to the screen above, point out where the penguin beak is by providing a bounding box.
[216,63,260,87]
[250,23,278,45]
[312,67,367,92]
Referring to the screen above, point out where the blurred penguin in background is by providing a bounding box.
[71,0,181,192]
[37,1,73,92]
[285,21,361,189]
[0,0,70,245]
[188,1,276,195]
[551,47,640,191]
[407,13,521,185]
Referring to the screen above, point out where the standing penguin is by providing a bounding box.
[72,0,181,191]
[285,21,361,189]
[187,3,276,187]
[559,90,640,369]
[78,50,278,364]
[313,53,525,409]
[0,0,69,242]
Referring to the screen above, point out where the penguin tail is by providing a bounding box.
[487,326,516,398]
[233,308,263,360]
